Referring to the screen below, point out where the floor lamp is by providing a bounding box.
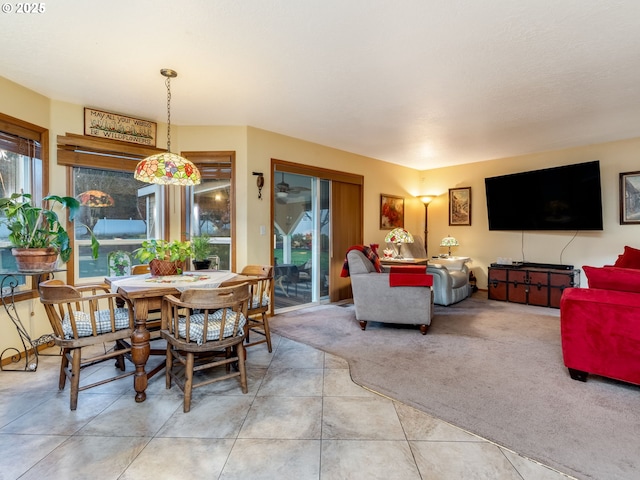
[420,196,434,257]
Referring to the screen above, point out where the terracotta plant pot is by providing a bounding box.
[12,247,59,272]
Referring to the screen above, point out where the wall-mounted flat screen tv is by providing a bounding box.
[485,160,603,231]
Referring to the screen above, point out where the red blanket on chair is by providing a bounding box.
[340,245,382,277]
[389,265,433,287]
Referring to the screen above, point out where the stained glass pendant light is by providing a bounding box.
[384,227,414,259]
[77,190,114,207]
[134,69,201,186]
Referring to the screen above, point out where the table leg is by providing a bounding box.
[131,298,150,402]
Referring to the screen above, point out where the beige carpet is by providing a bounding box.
[270,294,640,480]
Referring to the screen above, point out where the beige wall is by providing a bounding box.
[0,77,50,127]
[420,138,640,288]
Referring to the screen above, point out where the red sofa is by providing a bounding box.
[560,254,640,385]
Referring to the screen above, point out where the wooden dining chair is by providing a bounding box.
[131,264,151,275]
[38,279,135,410]
[161,283,250,412]
[240,265,274,352]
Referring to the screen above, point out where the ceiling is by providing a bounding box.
[3,1,640,170]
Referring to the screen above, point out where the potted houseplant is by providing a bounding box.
[133,239,193,276]
[190,234,212,270]
[0,192,99,272]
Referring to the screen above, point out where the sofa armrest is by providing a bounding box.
[427,263,471,306]
[427,265,453,286]
[560,287,640,385]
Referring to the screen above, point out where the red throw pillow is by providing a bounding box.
[389,266,433,287]
[613,246,640,269]
[583,265,640,293]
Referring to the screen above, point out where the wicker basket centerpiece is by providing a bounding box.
[134,239,192,276]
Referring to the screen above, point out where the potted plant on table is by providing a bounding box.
[0,192,99,272]
[190,234,212,270]
[133,239,193,276]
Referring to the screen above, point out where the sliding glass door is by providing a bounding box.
[273,170,330,310]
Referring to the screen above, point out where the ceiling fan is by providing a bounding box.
[275,172,311,204]
[276,172,290,198]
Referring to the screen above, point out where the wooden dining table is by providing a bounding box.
[105,271,258,403]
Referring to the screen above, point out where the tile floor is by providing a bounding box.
[0,334,575,479]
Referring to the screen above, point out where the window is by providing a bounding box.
[72,166,164,281]
[183,152,235,271]
[0,113,47,297]
[58,133,168,283]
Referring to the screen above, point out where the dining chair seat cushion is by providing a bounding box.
[251,294,270,309]
[181,309,247,344]
[62,308,131,339]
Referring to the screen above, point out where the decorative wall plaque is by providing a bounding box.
[84,108,157,146]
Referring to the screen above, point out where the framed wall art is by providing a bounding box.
[380,194,404,229]
[84,108,157,147]
[620,171,640,224]
[449,187,471,226]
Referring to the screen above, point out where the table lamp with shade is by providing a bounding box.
[440,235,459,257]
[385,228,414,259]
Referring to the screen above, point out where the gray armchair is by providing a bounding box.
[427,262,472,306]
[347,250,434,334]
[399,236,472,306]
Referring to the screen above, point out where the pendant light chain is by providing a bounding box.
[165,76,172,153]
[134,68,201,186]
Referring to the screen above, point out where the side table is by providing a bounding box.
[380,258,429,272]
[1,269,61,372]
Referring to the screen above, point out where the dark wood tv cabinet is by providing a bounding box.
[488,263,580,308]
